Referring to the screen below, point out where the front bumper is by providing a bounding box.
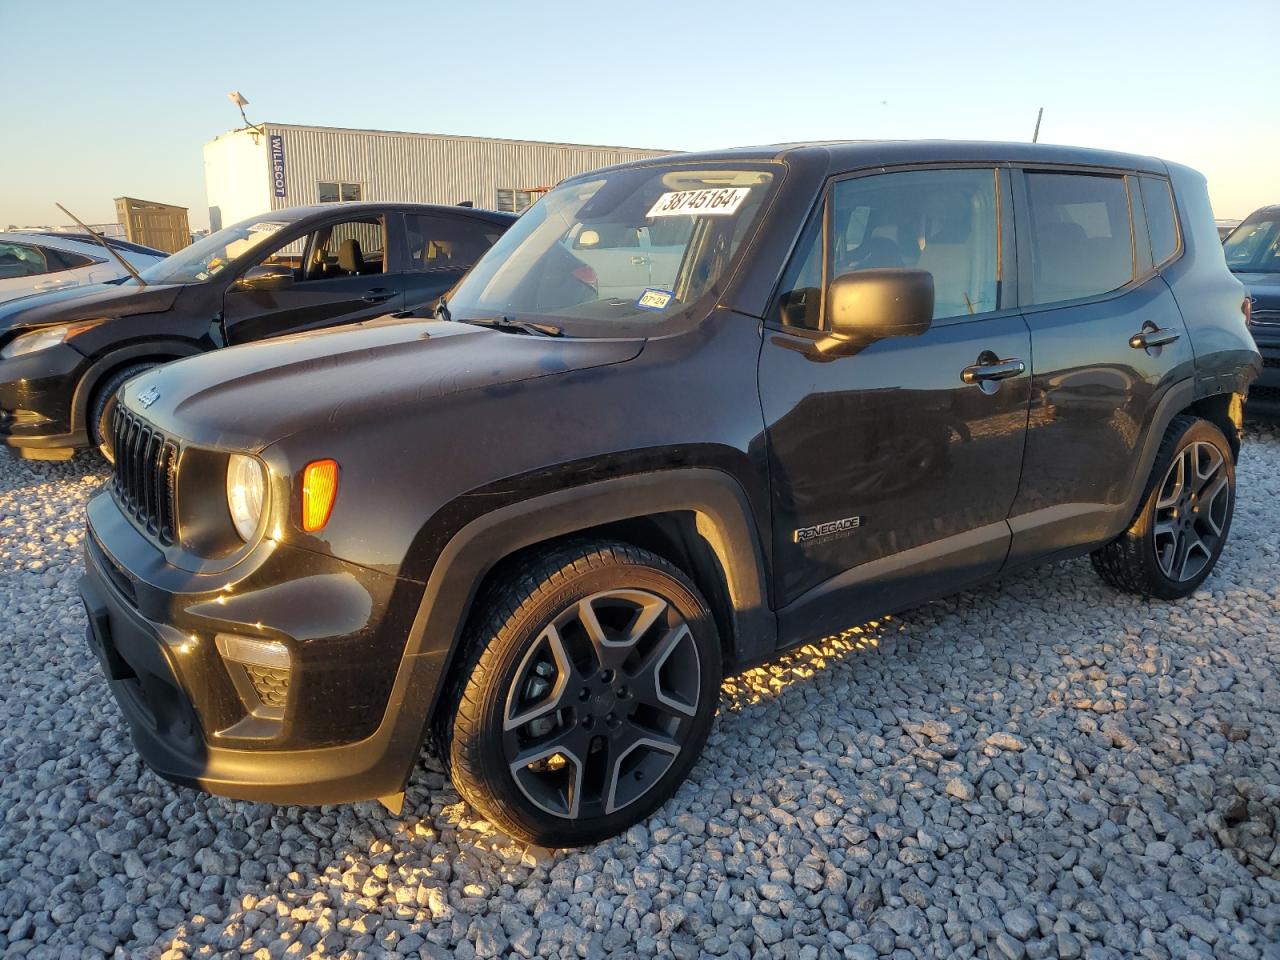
[0,342,90,456]
[80,490,438,805]
[1247,325,1280,416]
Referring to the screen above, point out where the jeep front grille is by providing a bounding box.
[111,407,178,544]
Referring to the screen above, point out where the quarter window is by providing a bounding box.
[404,214,500,273]
[318,181,363,203]
[1139,176,1180,267]
[1025,172,1134,304]
[776,167,1001,329]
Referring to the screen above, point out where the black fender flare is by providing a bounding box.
[70,341,203,434]
[400,468,778,733]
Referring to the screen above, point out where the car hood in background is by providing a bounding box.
[0,281,183,333]
[120,318,644,451]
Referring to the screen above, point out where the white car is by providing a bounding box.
[0,232,169,304]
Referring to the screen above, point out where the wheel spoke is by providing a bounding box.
[508,729,589,819]
[601,724,681,815]
[1155,451,1187,509]
[1199,474,1229,535]
[1178,528,1208,581]
[1192,442,1224,495]
[630,623,699,719]
[504,624,578,732]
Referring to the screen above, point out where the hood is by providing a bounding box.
[121,317,644,450]
[0,281,183,333]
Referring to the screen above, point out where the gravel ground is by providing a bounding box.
[2,424,1279,960]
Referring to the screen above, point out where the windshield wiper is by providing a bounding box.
[460,316,563,337]
[56,202,147,287]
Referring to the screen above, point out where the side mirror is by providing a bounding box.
[827,268,934,340]
[235,264,294,291]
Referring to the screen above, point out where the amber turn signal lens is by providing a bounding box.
[301,459,339,532]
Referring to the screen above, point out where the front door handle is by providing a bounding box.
[961,357,1025,384]
[1129,326,1180,350]
[362,288,393,304]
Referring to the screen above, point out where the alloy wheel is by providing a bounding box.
[502,589,702,820]
[1153,440,1230,582]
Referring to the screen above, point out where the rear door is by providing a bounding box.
[1004,167,1196,564]
[399,212,508,316]
[222,212,405,345]
[759,165,1032,644]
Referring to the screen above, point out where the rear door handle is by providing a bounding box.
[961,358,1025,384]
[1129,326,1180,349]
[362,288,393,304]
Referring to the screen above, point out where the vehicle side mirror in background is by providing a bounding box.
[827,268,934,341]
[235,264,294,292]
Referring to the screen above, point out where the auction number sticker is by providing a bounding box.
[647,187,751,218]
[636,288,674,311]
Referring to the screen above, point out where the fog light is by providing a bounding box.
[216,633,291,718]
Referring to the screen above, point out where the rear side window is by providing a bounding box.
[1139,176,1180,267]
[777,167,1001,328]
[0,241,49,279]
[1025,172,1134,305]
[405,214,500,273]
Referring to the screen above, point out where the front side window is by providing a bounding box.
[1224,215,1280,274]
[318,181,362,203]
[448,164,777,335]
[405,214,502,273]
[777,167,1001,329]
[0,242,49,279]
[1139,176,1180,267]
[1025,172,1134,304]
[296,217,386,280]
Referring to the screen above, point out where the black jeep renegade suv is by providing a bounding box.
[80,142,1260,846]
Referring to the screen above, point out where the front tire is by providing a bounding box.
[1091,415,1235,599]
[438,540,721,847]
[89,362,159,463]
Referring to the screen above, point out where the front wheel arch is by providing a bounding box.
[70,341,203,436]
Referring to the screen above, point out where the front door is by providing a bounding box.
[759,165,1031,644]
[1005,169,1197,563]
[222,213,404,344]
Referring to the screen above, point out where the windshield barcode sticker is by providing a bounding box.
[647,187,751,218]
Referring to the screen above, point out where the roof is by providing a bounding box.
[583,139,1170,177]
[244,201,517,224]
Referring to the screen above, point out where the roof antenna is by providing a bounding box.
[1032,107,1044,144]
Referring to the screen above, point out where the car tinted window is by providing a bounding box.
[1139,176,1179,267]
[0,241,49,279]
[41,247,97,272]
[1026,173,1134,304]
[298,217,386,281]
[777,168,1001,328]
[405,214,498,273]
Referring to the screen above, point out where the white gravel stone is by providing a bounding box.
[3,424,1280,958]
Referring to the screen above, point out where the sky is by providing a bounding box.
[2,0,1276,231]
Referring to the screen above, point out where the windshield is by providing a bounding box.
[446,164,776,334]
[138,216,296,284]
[1224,216,1280,274]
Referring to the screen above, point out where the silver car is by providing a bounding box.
[0,232,168,303]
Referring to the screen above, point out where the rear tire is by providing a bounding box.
[89,362,159,463]
[436,540,721,847]
[1091,415,1235,599]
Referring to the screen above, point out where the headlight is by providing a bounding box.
[0,319,105,360]
[226,454,266,541]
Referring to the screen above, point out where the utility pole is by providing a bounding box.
[1032,107,1044,144]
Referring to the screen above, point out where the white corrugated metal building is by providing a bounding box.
[203,123,673,231]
